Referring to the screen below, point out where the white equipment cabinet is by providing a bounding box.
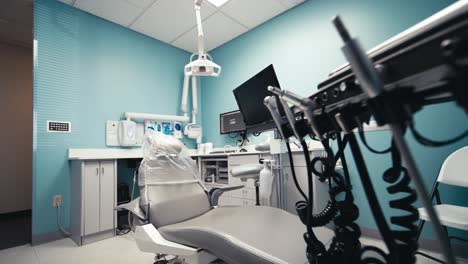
[226,154,262,207]
[283,151,329,216]
[198,154,261,207]
[70,159,117,246]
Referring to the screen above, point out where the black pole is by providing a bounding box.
[255,180,260,206]
[347,133,397,260]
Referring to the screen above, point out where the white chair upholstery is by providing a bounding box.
[417,146,468,239]
[437,146,468,187]
[419,204,468,231]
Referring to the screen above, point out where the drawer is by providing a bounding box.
[228,155,260,166]
[218,196,231,206]
[230,187,256,200]
[229,176,255,188]
[242,188,256,200]
[282,150,328,167]
[231,197,255,206]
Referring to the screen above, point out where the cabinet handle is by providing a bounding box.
[96,168,99,175]
[101,167,104,174]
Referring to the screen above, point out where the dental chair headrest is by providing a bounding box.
[143,132,184,158]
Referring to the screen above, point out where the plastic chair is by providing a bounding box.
[416,146,468,249]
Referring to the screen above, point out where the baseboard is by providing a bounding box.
[31,228,71,246]
[360,227,468,260]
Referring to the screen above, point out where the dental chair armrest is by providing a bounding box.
[209,185,245,206]
[230,164,263,180]
[115,197,147,221]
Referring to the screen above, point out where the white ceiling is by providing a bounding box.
[58,0,305,53]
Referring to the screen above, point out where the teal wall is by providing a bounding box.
[201,0,468,241]
[33,0,196,235]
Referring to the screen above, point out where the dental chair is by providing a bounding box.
[118,132,333,264]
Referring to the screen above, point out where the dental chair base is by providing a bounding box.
[121,132,334,264]
[132,206,334,264]
[134,224,218,264]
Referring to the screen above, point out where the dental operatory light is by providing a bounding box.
[181,0,222,144]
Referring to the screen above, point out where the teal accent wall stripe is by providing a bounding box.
[200,0,468,242]
[33,0,195,235]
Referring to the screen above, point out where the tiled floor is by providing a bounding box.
[0,234,466,264]
[359,237,468,264]
[0,234,155,264]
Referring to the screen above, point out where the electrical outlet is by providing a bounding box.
[53,195,62,207]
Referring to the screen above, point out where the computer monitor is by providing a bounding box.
[233,64,284,133]
[220,110,246,134]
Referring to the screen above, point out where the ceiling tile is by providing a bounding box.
[171,27,197,53]
[278,0,295,9]
[130,0,216,44]
[278,0,305,9]
[75,0,143,27]
[172,12,247,53]
[124,0,154,9]
[221,0,287,29]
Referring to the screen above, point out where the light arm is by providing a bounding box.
[194,1,205,55]
[191,75,198,124]
[181,74,190,116]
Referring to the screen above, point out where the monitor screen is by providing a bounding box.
[220,110,246,134]
[233,64,283,132]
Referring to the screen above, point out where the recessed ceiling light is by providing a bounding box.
[207,0,229,7]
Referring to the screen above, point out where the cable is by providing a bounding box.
[252,131,262,137]
[359,246,388,264]
[383,141,419,263]
[228,132,240,139]
[358,124,391,154]
[410,123,468,147]
[286,142,308,201]
[449,236,468,244]
[300,140,326,261]
[415,252,446,263]
[116,228,131,235]
[390,123,456,264]
[57,205,71,236]
[309,134,320,141]
[293,140,337,229]
[347,133,397,261]
[128,171,137,232]
[316,134,361,263]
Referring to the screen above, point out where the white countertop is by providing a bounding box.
[68,141,324,160]
[68,149,270,160]
[68,148,144,160]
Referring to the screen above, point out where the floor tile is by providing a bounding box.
[33,234,155,264]
[0,244,39,264]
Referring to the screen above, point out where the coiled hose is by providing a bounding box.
[383,142,419,263]
[297,134,362,263]
[318,134,362,263]
[358,139,419,264]
[296,200,337,227]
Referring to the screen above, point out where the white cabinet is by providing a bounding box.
[283,151,329,216]
[99,161,115,232]
[228,154,261,206]
[83,161,100,235]
[71,160,116,246]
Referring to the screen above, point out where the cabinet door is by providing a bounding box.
[83,161,100,235]
[284,166,309,215]
[218,196,231,206]
[99,160,115,231]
